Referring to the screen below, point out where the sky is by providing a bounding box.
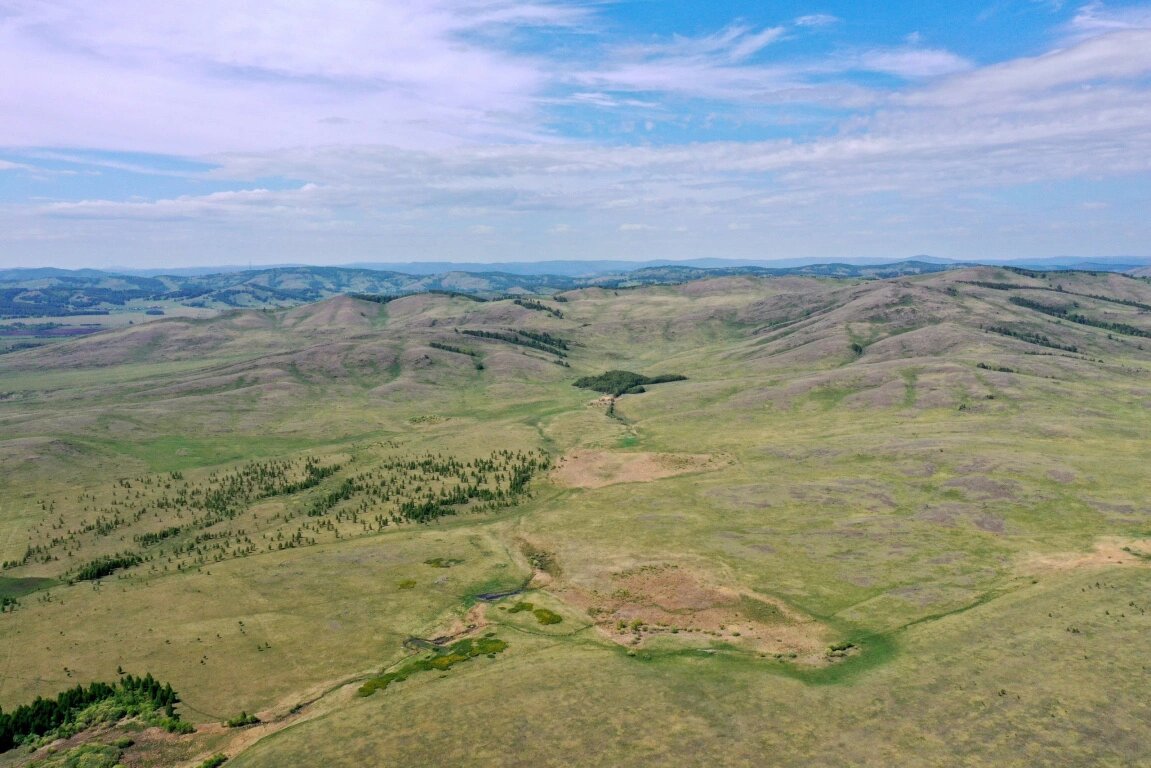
[2,0,1151,269]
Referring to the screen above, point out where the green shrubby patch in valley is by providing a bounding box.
[532,608,563,625]
[503,598,564,625]
[572,370,687,396]
[357,636,509,697]
[224,711,260,728]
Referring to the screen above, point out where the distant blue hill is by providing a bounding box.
[3,256,1149,319]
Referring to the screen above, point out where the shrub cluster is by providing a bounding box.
[572,370,687,397]
[0,673,183,753]
[357,637,508,697]
[513,298,564,319]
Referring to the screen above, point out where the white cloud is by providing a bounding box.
[40,184,325,220]
[1069,1,1151,34]
[903,29,1151,107]
[0,0,588,152]
[795,14,840,27]
[3,5,1151,266]
[572,24,802,101]
[858,47,973,78]
[727,26,788,62]
[570,24,970,106]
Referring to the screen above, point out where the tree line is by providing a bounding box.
[1010,296,1151,338]
[0,673,184,752]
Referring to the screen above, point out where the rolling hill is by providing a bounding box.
[1,266,1150,767]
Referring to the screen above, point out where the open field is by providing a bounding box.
[1,267,1150,766]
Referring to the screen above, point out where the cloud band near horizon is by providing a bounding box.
[2,0,1150,267]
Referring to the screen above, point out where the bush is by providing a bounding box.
[224,711,260,728]
[72,553,143,582]
[162,717,195,734]
[33,743,122,768]
[532,608,563,625]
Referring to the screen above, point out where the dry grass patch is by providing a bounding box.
[550,450,722,489]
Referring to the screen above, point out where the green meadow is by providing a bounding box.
[1,267,1150,766]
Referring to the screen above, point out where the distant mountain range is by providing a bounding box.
[1,257,1148,319]
[102,254,1151,278]
[0,260,949,318]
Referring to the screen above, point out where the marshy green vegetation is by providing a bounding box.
[357,636,509,697]
[2,268,1150,766]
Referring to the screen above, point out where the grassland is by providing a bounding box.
[1,268,1150,766]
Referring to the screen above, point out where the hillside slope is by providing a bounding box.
[1,269,1150,767]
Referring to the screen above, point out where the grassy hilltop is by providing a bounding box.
[1,267,1150,767]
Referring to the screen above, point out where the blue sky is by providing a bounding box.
[2,0,1150,268]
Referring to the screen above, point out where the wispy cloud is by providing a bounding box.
[795,14,841,27]
[903,29,1151,107]
[616,23,786,62]
[0,0,589,152]
[1069,0,1151,33]
[568,20,970,107]
[573,23,794,101]
[40,184,324,221]
[857,47,972,78]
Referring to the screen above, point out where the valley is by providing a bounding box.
[1,266,1150,766]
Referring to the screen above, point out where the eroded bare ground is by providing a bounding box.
[550,563,834,664]
[550,450,727,489]
[1020,536,1151,573]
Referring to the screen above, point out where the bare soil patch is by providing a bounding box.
[555,564,832,663]
[1021,537,1151,573]
[550,450,722,489]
